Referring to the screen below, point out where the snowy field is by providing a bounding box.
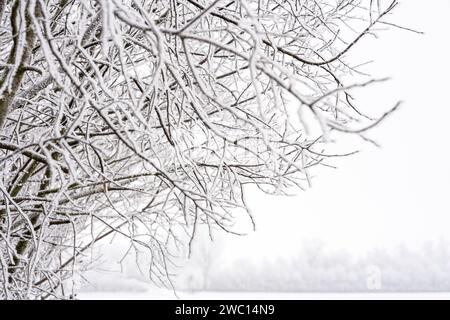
[79,290,450,300]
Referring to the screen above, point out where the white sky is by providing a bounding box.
[216,0,450,260]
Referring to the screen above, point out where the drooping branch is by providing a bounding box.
[0,0,401,299]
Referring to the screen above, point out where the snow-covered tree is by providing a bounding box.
[0,0,399,299]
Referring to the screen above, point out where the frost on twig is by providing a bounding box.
[0,0,399,299]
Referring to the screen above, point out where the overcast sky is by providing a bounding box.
[215,0,450,261]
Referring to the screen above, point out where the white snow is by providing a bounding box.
[79,289,450,300]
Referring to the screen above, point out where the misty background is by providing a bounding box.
[79,0,450,296]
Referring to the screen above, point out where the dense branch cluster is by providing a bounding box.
[0,0,397,299]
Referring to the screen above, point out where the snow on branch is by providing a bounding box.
[0,0,399,299]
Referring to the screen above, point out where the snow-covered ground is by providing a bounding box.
[79,290,450,300]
